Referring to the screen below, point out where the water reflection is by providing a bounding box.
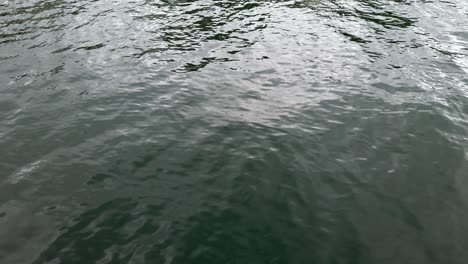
[1,0,468,263]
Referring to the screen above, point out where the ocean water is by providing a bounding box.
[1,0,468,263]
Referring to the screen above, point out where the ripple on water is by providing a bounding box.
[1,0,468,263]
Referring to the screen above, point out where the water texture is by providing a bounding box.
[1,0,468,263]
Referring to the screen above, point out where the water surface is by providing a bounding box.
[1,0,468,263]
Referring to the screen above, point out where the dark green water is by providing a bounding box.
[1,0,468,263]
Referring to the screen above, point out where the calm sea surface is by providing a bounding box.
[1,0,468,263]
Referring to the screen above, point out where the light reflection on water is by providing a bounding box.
[1,0,468,263]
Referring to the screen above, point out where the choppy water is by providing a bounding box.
[1,0,468,263]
